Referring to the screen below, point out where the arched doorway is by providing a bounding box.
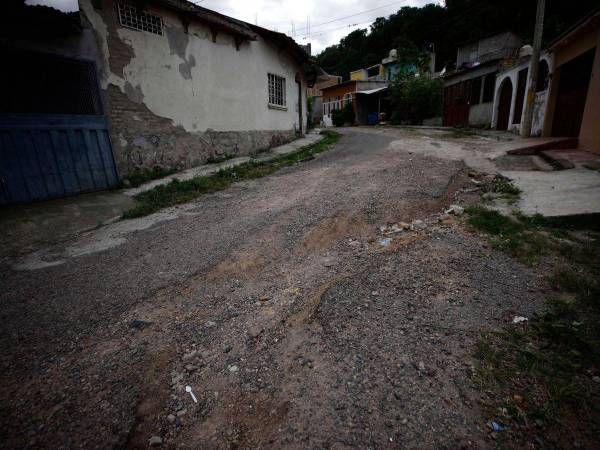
[496,78,513,131]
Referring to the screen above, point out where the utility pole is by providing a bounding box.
[521,0,546,137]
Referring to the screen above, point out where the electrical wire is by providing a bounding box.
[286,0,413,35]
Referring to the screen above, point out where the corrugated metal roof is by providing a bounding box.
[355,87,388,95]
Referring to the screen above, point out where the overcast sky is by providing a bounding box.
[29,0,440,54]
[197,0,440,54]
[25,0,79,12]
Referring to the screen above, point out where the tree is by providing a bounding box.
[315,1,599,80]
[331,102,354,127]
[389,75,443,125]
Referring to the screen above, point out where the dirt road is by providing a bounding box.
[0,128,545,448]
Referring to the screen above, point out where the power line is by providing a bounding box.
[286,0,412,35]
[302,0,491,43]
[298,19,377,40]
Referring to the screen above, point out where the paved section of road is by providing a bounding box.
[0,128,546,449]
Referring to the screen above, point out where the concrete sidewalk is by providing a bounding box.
[501,169,600,217]
[123,131,323,197]
[0,191,135,258]
[0,132,323,257]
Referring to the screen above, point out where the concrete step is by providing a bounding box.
[540,149,600,171]
[505,137,578,155]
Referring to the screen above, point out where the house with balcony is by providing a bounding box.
[442,32,523,127]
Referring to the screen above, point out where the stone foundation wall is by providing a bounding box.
[106,85,296,177]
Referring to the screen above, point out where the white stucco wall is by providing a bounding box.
[444,65,497,88]
[468,102,493,126]
[491,52,553,136]
[79,0,306,134]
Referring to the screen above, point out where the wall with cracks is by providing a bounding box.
[79,0,306,176]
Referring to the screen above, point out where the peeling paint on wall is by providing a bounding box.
[165,25,188,59]
[124,81,144,103]
[165,25,196,79]
[107,85,295,176]
[79,0,306,176]
[179,54,196,80]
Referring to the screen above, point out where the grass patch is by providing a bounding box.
[122,130,340,219]
[465,206,550,265]
[442,126,478,139]
[481,176,521,196]
[469,205,600,447]
[206,153,235,164]
[480,176,521,205]
[123,166,178,188]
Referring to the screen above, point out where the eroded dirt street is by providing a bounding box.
[0,128,545,449]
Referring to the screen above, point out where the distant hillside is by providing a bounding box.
[316,0,599,80]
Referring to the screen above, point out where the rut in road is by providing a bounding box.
[0,129,545,449]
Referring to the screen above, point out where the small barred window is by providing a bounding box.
[268,73,286,108]
[118,3,163,36]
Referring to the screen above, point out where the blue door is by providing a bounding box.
[0,48,119,205]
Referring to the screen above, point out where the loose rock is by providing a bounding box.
[445,205,464,216]
[149,436,163,447]
[130,319,152,330]
[182,350,197,361]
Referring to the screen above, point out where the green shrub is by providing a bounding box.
[390,74,443,125]
[331,102,354,127]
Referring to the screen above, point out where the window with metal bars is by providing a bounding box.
[118,3,163,36]
[268,73,286,108]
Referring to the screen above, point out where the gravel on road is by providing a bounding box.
[0,128,545,449]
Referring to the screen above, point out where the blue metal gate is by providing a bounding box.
[0,47,119,205]
[0,114,118,204]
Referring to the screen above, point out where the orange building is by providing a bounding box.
[543,9,600,154]
[321,80,389,126]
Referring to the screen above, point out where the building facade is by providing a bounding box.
[307,72,342,125]
[443,32,523,127]
[321,80,388,126]
[0,0,311,204]
[543,9,600,154]
[491,50,553,135]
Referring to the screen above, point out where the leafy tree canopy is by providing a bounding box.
[316,0,599,80]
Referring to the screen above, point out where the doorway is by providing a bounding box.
[295,73,303,135]
[551,48,595,137]
[512,68,528,125]
[496,78,513,131]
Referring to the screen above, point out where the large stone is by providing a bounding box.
[149,436,163,447]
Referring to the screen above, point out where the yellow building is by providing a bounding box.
[350,64,385,81]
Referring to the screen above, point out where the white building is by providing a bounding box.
[442,32,523,128]
[491,49,553,136]
[0,0,312,203]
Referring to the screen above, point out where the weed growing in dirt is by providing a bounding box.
[122,131,340,218]
[481,176,521,205]
[482,176,521,196]
[442,126,478,139]
[123,166,178,188]
[465,206,550,265]
[469,206,600,448]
